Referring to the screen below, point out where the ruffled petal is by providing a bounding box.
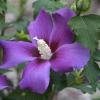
[0,40,36,69]
[0,75,9,90]
[49,14,74,51]
[28,9,53,44]
[56,7,75,23]
[50,43,90,73]
[19,59,51,94]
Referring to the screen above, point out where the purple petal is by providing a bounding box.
[56,7,75,23]
[0,40,35,69]
[0,75,9,90]
[28,9,53,44]
[50,43,90,73]
[49,14,74,51]
[19,59,51,94]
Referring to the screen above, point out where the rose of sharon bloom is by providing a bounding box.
[0,8,90,94]
[0,75,9,90]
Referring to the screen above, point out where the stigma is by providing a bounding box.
[33,37,52,60]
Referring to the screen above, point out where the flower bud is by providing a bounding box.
[76,0,91,11]
[71,0,91,15]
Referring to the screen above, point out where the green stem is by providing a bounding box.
[0,14,5,36]
[76,0,82,16]
[0,0,7,36]
[48,87,57,100]
[19,0,27,17]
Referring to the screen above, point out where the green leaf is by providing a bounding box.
[0,69,10,74]
[14,16,29,32]
[51,71,67,91]
[94,49,100,61]
[0,33,15,40]
[7,1,19,16]
[97,82,100,89]
[0,15,5,30]
[3,88,51,100]
[69,14,100,52]
[16,63,25,73]
[15,31,30,41]
[0,0,7,14]
[33,0,64,18]
[67,72,75,86]
[0,48,3,65]
[73,84,94,93]
[0,48,10,74]
[0,0,7,34]
[83,60,100,90]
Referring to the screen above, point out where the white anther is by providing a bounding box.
[33,37,52,60]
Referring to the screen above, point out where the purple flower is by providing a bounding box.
[0,8,90,94]
[0,75,9,90]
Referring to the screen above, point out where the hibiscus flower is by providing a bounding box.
[0,8,90,94]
